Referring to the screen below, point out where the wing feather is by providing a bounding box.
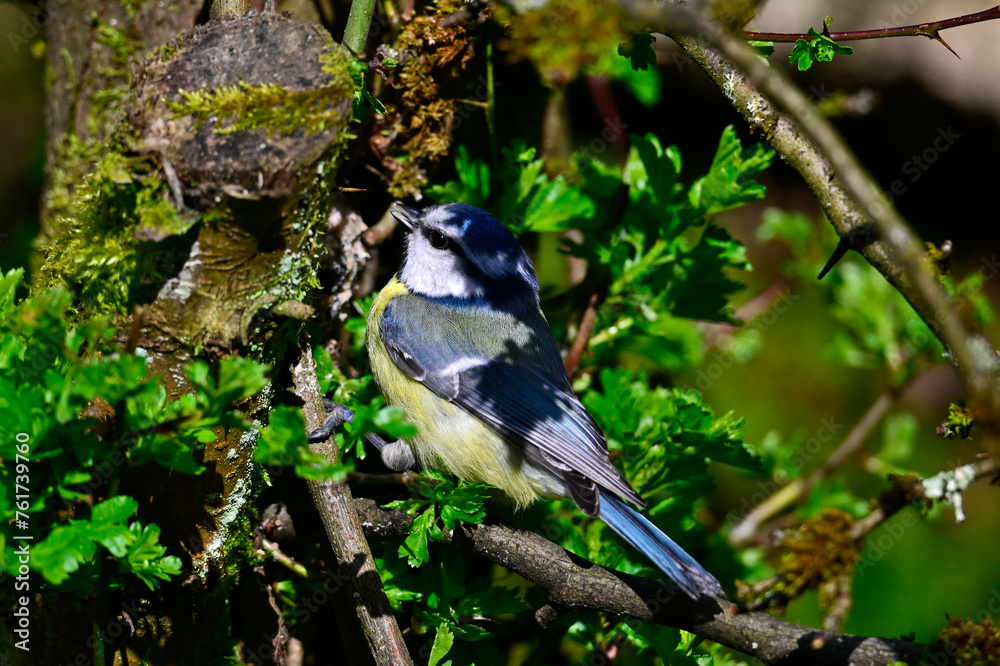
[379,295,643,513]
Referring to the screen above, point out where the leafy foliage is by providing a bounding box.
[826,260,941,386]
[789,26,854,71]
[255,406,350,481]
[383,470,491,568]
[430,127,772,376]
[349,58,388,117]
[0,269,281,594]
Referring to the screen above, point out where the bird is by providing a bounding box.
[364,201,724,600]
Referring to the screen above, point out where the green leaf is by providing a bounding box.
[438,486,488,532]
[386,473,488,568]
[314,344,336,394]
[0,268,24,317]
[350,58,387,117]
[519,177,594,233]
[124,523,182,590]
[31,523,100,585]
[89,496,139,557]
[789,38,815,71]
[426,144,490,208]
[826,259,941,384]
[399,507,437,567]
[373,405,419,439]
[31,497,139,584]
[428,625,455,666]
[688,126,773,215]
[749,40,775,57]
[617,32,657,71]
[428,141,593,235]
[668,223,748,321]
[91,495,138,524]
[789,28,853,71]
[630,133,682,209]
[607,54,662,107]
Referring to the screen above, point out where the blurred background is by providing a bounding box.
[2,0,998,649]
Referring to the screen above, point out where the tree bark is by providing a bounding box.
[32,3,356,663]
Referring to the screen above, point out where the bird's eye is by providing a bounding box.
[427,229,451,250]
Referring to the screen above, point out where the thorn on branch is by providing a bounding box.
[923,30,961,59]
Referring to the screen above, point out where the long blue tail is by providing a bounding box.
[598,491,724,600]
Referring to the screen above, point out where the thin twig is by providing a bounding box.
[745,6,1000,45]
[565,290,603,379]
[362,206,399,247]
[343,0,377,56]
[729,389,898,547]
[739,456,998,616]
[348,470,407,484]
[703,278,790,350]
[259,536,309,578]
[850,456,999,540]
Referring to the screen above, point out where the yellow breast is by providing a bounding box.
[366,278,551,510]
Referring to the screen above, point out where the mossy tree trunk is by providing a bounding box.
[32,2,359,663]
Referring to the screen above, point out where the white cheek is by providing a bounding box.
[401,244,484,298]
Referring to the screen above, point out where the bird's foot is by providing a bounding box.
[307,398,395,457]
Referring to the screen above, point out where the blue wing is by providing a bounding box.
[379,293,643,515]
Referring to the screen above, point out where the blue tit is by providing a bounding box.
[367,201,723,600]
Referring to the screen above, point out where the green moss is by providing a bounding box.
[152,38,183,63]
[166,81,342,137]
[319,45,353,80]
[95,19,137,61]
[36,140,198,314]
[58,47,75,89]
[167,47,355,139]
[120,0,143,18]
[39,36,355,320]
[502,0,634,86]
[41,17,143,246]
[930,616,1000,666]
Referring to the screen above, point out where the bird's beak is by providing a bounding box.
[389,203,422,230]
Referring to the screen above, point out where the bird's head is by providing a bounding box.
[391,202,539,302]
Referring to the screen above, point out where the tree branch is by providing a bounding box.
[292,341,413,666]
[618,0,1000,433]
[729,389,898,547]
[745,5,1000,46]
[353,499,920,666]
[850,456,999,540]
